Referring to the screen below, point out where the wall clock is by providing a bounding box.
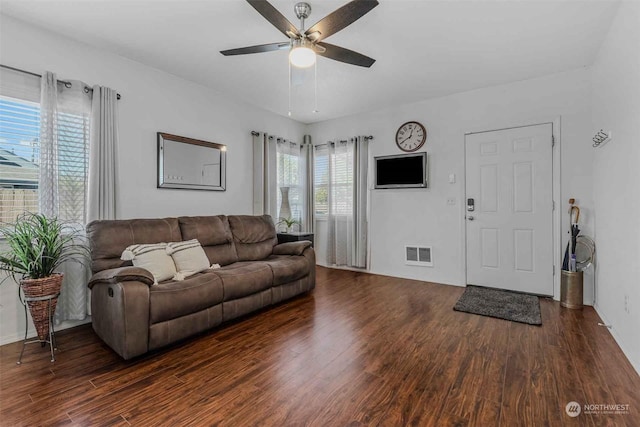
[395,121,427,152]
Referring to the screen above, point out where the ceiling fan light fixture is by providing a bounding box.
[289,45,316,68]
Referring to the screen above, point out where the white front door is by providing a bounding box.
[465,124,553,295]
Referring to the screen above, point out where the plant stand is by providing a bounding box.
[17,292,59,364]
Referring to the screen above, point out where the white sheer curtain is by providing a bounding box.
[40,71,92,322]
[326,136,369,268]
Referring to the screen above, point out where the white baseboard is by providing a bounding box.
[0,318,91,346]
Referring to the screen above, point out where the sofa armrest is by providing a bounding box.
[273,241,312,256]
[88,266,154,289]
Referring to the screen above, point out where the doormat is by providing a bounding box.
[453,285,542,325]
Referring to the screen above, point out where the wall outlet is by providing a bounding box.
[446,198,456,205]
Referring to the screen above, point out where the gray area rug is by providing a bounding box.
[453,285,542,325]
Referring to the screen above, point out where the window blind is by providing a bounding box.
[314,143,354,216]
[314,146,328,215]
[0,68,90,225]
[56,109,90,224]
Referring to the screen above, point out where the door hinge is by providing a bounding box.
[553,201,555,211]
[552,135,555,147]
[553,265,556,276]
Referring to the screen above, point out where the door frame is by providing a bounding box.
[462,117,562,300]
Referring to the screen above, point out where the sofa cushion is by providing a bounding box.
[87,218,182,273]
[178,216,239,266]
[262,255,310,286]
[149,272,223,324]
[212,262,273,301]
[121,243,178,283]
[166,239,211,279]
[228,215,278,261]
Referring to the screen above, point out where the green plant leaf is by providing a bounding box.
[0,212,89,282]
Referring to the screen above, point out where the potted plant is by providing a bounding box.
[277,217,301,233]
[0,212,86,342]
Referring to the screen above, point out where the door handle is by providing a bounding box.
[467,216,475,221]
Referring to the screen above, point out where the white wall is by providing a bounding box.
[591,1,640,373]
[309,68,595,302]
[0,15,305,344]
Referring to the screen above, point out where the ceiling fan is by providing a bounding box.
[221,0,379,68]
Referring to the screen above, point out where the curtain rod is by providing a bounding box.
[314,136,374,148]
[250,131,303,145]
[0,64,121,100]
[252,131,373,146]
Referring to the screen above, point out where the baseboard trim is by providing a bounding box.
[0,318,91,346]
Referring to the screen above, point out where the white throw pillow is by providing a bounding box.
[121,243,177,284]
[166,239,212,279]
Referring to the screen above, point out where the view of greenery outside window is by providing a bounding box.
[0,95,89,225]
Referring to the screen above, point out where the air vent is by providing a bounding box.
[405,245,433,267]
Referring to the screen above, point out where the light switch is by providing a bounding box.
[449,174,456,184]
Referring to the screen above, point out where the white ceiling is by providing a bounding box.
[0,0,620,124]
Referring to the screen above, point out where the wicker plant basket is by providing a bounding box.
[20,274,63,341]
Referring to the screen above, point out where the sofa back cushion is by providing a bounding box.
[228,215,277,261]
[177,216,239,266]
[87,218,182,274]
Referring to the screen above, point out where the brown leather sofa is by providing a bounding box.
[87,215,315,359]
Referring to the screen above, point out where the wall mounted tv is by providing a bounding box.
[374,152,428,189]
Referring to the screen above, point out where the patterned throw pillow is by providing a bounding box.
[121,243,178,284]
[166,239,212,280]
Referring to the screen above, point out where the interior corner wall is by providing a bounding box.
[590,1,640,373]
[308,68,594,298]
[0,14,305,344]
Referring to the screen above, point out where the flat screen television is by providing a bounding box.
[374,152,428,189]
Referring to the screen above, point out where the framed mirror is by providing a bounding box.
[157,132,226,191]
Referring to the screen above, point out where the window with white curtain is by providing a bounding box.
[0,69,90,225]
[319,137,369,268]
[276,140,302,221]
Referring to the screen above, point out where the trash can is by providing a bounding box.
[561,270,583,309]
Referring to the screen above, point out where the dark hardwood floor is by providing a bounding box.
[1,266,639,426]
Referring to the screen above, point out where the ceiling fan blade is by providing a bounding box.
[316,42,375,68]
[221,42,290,56]
[246,0,301,39]
[305,0,379,42]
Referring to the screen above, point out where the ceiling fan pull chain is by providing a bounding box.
[288,60,292,117]
[313,59,319,114]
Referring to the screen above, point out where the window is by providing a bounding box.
[314,143,354,216]
[0,96,40,223]
[276,141,302,221]
[314,146,328,215]
[0,70,90,225]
